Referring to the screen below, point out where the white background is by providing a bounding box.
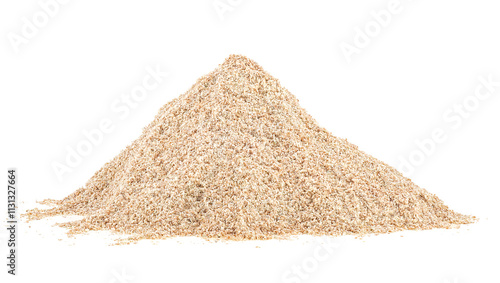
[1,0,499,282]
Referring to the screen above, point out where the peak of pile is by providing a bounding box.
[26,55,474,241]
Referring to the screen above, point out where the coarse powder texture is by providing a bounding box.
[26,55,475,241]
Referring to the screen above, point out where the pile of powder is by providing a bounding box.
[26,55,475,241]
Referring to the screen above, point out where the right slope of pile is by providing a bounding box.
[27,55,475,240]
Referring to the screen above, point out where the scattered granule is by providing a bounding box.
[25,55,475,241]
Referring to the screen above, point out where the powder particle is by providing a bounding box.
[26,55,475,241]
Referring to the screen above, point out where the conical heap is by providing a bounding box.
[27,55,475,240]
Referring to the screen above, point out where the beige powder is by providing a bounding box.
[26,55,475,241]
